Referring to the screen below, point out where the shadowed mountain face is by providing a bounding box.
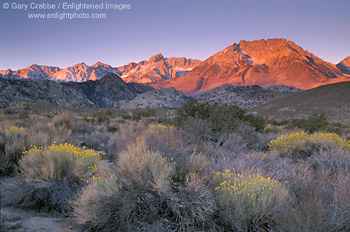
[249,82,350,124]
[337,56,350,74]
[150,39,349,94]
[0,73,153,107]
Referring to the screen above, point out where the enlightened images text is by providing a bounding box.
[9,2,131,11]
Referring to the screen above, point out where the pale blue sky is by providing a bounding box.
[1,0,349,70]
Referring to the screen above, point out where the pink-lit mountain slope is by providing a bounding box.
[150,39,349,94]
[0,65,61,81]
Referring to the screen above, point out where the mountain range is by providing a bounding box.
[0,55,200,84]
[1,38,349,111]
[150,39,349,94]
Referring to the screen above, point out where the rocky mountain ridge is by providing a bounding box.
[0,55,201,84]
[0,73,153,107]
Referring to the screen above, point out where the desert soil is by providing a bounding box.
[0,206,77,232]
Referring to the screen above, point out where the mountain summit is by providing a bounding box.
[150,38,348,94]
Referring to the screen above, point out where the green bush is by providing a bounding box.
[271,112,330,133]
[290,113,328,133]
[174,101,266,142]
[122,109,156,121]
[93,110,114,122]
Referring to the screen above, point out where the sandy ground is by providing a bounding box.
[0,177,78,232]
[0,206,77,232]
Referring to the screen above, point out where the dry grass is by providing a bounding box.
[52,112,75,130]
[117,137,174,193]
[0,126,31,176]
[277,167,350,231]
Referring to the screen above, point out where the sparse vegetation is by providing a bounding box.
[122,108,156,121]
[1,104,350,231]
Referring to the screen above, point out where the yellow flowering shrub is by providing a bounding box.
[268,131,309,153]
[147,124,176,133]
[4,126,28,136]
[310,133,350,149]
[268,132,350,157]
[20,143,103,182]
[213,170,289,229]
